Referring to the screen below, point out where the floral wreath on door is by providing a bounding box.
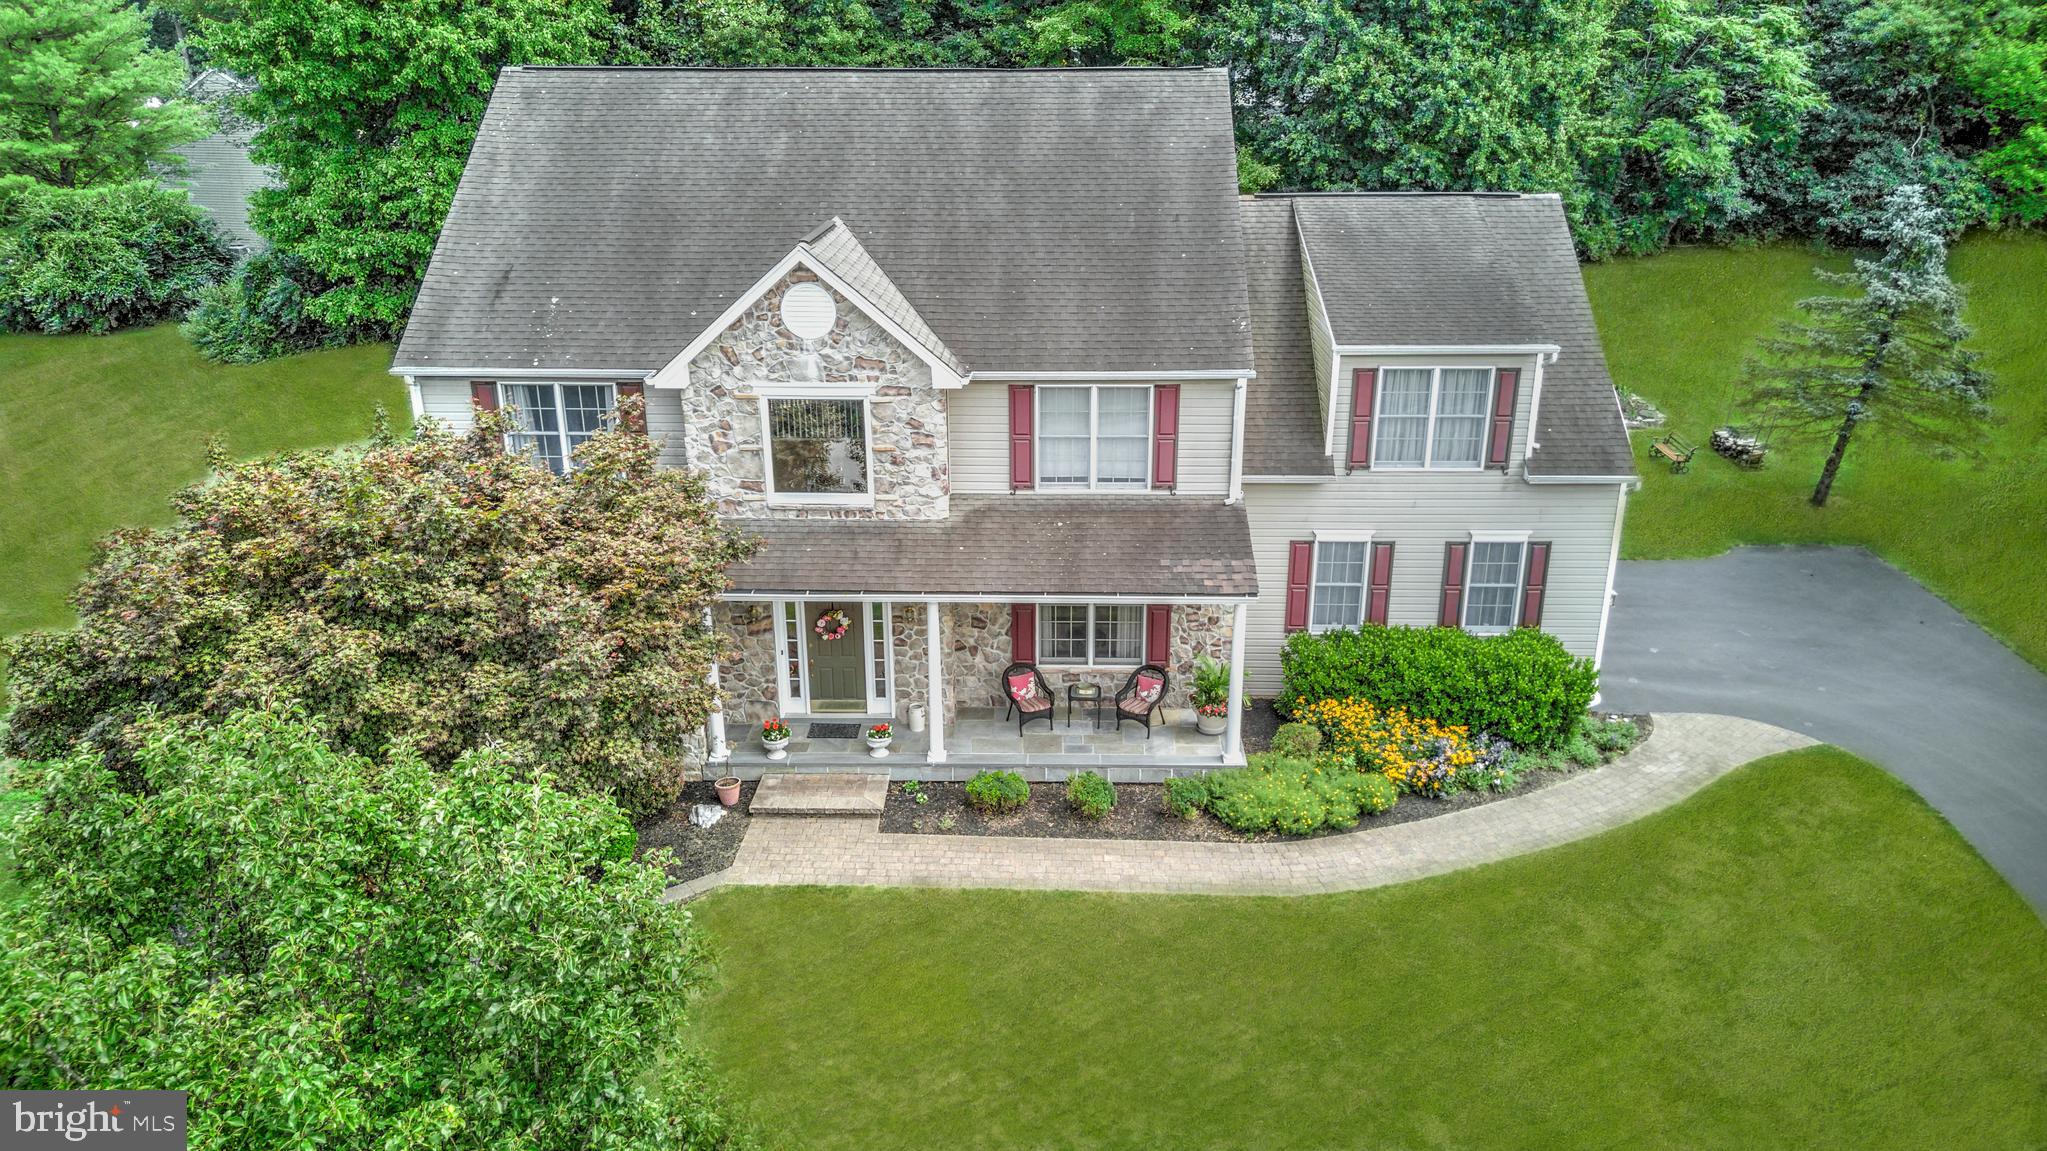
[813,608,851,641]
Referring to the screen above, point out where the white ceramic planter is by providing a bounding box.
[866,737,892,759]
[762,738,790,761]
[1195,712,1228,736]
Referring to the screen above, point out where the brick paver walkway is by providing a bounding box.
[661,713,1813,902]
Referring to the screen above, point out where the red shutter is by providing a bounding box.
[1010,603,1036,663]
[1151,384,1179,491]
[615,380,647,434]
[1366,541,1395,625]
[1008,384,1035,490]
[471,380,500,411]
[1284,541,1313,632]
[1145,604,1172,665]
[1347,368,1376,469]
[1520,542,1551,627]
[1439,542,1468,628]
[1487,368,1519,469]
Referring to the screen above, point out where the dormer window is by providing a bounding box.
[1036,385,1152,489]
[1373,368,1493,469]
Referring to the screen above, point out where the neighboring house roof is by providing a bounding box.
[723,496,1258,599]
[1285,193,1634,479]
[395,67,1254,376]
[1238,198,1332,475]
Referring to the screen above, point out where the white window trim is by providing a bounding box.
[758,393,877,508]
[502,381,617,473]
[772,599,896,717]
[1034,384,1154,491]
[1461,537,1529,636]
[1037,602,1149,669]
[1307,531,1374,633]
[866,600,893,715]
[1371,367,1496,472]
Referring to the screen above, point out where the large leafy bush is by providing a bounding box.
[0,178,232,333]
[3,403,754,818]
[1279,626,1597,749]
[181,248,359,362]
[0,709,749,1150]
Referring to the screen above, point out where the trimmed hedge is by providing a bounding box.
[964,770,1029,814]
[1279,625,1597,749]
[0,178,233,334]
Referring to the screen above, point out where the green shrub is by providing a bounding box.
[1163,774,1212,819]
[0,179,233,334]
[182,248,357,362]
[1585,715,1640,754]
[1204,756,1397,835]
[1279,625,1597,749]
[604,812,639,863]
[964,770,1029,814]
[1269,722,1323,759]
[1067,771,1115,819]
[1565,734,1602,768]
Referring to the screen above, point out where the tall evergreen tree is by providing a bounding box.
[1740,184,1991,507]
[0,0,209,187]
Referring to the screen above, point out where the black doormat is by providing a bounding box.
[805,722,863,740]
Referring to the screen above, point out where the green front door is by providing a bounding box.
[805,602,866,713]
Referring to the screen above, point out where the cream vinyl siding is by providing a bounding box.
[1326,352,1541,477]
[413,378,688,470]
[1240,475,1623,695]
[1303,248,1334,441]
[948,379,1235,495]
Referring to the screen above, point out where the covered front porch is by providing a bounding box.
[722,706,1230,781]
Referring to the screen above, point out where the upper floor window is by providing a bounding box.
[1037,385,1151,489]
[1374,368,1494,469]
[1309,539,1370,631]
[505,382,615,474]
[766,397,869,501]
[1040,602,1145,666]
[1462,540,1526,634]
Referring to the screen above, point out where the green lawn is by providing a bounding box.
[690,747,2047,1150]
[0,324,404,636]
[1586,232,2047,667]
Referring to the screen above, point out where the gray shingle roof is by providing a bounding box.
[1286,193,1634,479]
[724,496,1258,598]
[1238,198,1332,475]
[803,219,966,377]
[396,67,1253,376]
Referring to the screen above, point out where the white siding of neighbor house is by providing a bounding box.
[948,378,1235,496]
[1241,476,1623,694]
[412,377,689,471]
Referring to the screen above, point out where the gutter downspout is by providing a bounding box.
[404,374,423,424]
[1227,376,1248,504]
[1591,482,1627,708]
[1525,350,1556,460]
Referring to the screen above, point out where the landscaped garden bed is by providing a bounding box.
[635,779,756,883]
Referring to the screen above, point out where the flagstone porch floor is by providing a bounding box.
[720,707,1230,782]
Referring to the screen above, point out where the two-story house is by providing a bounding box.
[392,66,1637,776]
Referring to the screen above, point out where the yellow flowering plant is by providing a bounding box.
[1293,697,1494,799]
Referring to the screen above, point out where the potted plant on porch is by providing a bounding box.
[865,722,894,758]
[1191,654,1231,736]
[760,716,791,760]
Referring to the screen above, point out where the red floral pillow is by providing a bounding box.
[1007,671,1038,703]
[1134,674,1164,704]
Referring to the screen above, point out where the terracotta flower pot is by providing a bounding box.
[715,776,742,806]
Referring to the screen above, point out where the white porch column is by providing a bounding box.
[703,605,729,763]
[924,599,947,763]
[1223,600,1249,764]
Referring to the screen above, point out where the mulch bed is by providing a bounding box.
[881,712,1655,845]
[635,780,755,884]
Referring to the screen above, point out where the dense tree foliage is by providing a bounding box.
[181,247,356,361]
[1740,184,1991,505]
[0,0,209,187]
[0,177,233,333]
[0,709,751,1150]
[173,0,610,337]
[3,402,755,818]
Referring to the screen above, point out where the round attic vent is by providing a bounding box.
[779,282,836,340]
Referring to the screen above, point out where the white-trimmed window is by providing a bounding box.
[1039,603,1145,666]
[1036,385,1151,489]
[504,382,616,474]
[1463,540,1527,634]
[765,396,870,501]
[1309,538,1371,631]
[1374,368,1495,469]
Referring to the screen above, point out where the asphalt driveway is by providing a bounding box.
[1602,546,2047,915]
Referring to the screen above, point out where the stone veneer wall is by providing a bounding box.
[683,269,948,520]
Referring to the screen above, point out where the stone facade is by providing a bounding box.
[683,269,949,520]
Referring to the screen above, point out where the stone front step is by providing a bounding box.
[749,772,890,817]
